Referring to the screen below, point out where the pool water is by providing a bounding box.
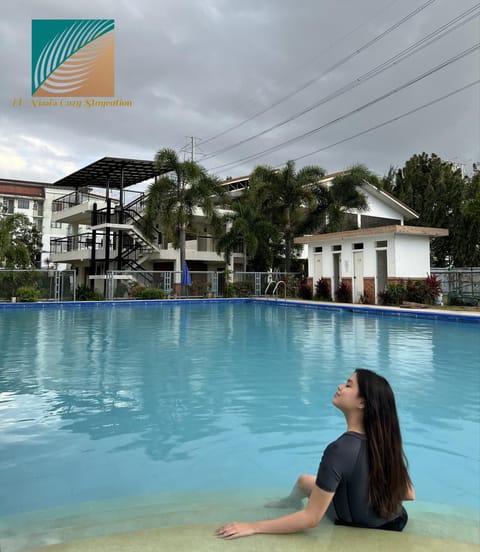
[0,302,479,548]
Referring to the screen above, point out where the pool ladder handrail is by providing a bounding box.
[273,280,286,299]
[264,281,276,296]
[264,280,287,299]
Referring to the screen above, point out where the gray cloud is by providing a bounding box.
[1,0,479,183]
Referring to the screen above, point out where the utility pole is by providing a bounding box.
[181,136,202,162]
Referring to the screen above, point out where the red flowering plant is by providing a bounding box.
[425,273,443,304]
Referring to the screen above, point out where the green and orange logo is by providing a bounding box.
[32,19,114,97]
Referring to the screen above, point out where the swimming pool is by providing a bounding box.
[0,300,479,550]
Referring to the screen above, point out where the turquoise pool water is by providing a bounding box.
[0,302,479,524]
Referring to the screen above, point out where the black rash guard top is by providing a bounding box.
[315,431,399,528]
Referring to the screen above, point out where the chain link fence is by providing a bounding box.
[431,267,480,304]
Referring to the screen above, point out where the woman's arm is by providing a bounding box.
[215,486,335,540]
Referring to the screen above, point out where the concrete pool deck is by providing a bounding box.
[24,524,480,552]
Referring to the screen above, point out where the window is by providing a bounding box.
[376,240,388,248]
[2,198,14,214]
[18,199,29,209]
[332,245,342,251]
[314,246,323,253]
[51,221,63,229]
[353,242,364,250]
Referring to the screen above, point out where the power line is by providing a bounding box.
[207,43,480,173]
[199,0,438,146]
[201,5,480,161]
[192,0,401,142]
[289,80,480,164]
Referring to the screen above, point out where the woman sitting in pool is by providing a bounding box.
[216,369,415,540]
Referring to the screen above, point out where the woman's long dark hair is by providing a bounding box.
[355,369,412,519]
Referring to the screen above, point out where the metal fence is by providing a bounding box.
[431,267,480,298]
[104,270,303,300]
[0,269,304,302]
[0,270,76,302]
[105,270,225,300]
[232,271,303,297]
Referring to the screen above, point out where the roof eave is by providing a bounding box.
[294,225,449,244]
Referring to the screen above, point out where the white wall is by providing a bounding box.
[362,193,405,222]
[393,234,431,278]
[308,232,432,284]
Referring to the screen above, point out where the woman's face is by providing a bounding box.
[332,372,364,413]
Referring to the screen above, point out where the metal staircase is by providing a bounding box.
[93,193,163,278]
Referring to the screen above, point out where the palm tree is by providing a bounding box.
[216,194,278,272]
[144,148,225,269]
[323,165,371,232]
[300,164,370,235]
[249,161,326,272]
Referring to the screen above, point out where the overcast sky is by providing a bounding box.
[1,0,479,186]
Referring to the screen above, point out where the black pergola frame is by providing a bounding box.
[52,157,165,285]
[53,156,161,191]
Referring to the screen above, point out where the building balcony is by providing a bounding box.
[52,190,112,224]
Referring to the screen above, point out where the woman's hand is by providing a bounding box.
[215,522,257,539]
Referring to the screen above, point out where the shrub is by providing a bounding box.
[232,280,254,297]
[224,282,236,297]
[378,281,406,305]
[298,280,312,300]
[138,287,166,300]
[315,278,331,301]
[448,293,478,307]
[379,279,436,305]
[76,285,104,301]
[425,274,442,304]
[285,278,300,298]
[405,280,428,303]
[191,281,210,297]
[335,281,352,303]
[129,284,145,298]
[17,286,40,302]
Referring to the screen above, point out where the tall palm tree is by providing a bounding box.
[249,161,326,272]
[144,148,225,269]
[299,164,371,235]
[324,164,371,232]
[216,194,278,272]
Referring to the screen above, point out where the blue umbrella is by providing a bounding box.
[181,260,192,287]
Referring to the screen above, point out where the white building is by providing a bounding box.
[48,157,230,295]
[0,178,80,268]
[294,179,448,304]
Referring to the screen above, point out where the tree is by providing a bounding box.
[380,153,467,266]
[216,193,278,272]
[319,164,370,233]
[248,161,326,272]
[144,148,225,269]
[452,167,480,266]
[0,214,42,268]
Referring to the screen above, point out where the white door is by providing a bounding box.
[353,251,364,303]
[376,249,388,300]
[314,254,323,283]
